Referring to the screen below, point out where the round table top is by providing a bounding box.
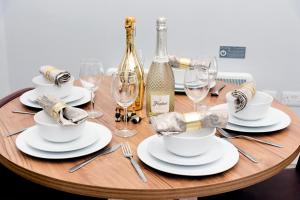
[0,77,299,199]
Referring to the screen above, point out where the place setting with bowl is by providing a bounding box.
[1,16,299,200]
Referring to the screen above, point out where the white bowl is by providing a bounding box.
[226,91,273,121]
[34,111,85,143]
[32,75,74,98]
[163,128,216,157]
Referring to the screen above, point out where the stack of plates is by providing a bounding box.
[16,122,112,159]
[213,104,291,133]
[175,81,216,93]
[137,135,239,176]
[19,86,91,108]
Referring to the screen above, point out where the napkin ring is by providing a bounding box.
[51,102,67,120]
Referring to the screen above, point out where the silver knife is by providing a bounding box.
[68,143,121,173]
[221,138,259,163]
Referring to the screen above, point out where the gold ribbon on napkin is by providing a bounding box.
[168,55,210,70]
[231,81,256,113]
[150,109,228,136]
[39,65,71,86]
[50,102,67,120]
[36,95,88,126]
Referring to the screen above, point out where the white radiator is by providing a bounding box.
[216,72,253,85]
[106,68,253,86]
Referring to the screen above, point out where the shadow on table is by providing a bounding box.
[0,164,105,200]
[198,168,300,200]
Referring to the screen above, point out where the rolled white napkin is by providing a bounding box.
[39,65,71,86]
[36,95,88,126]
[231,82,256,113]
[168,55,209,70]
[150,109,228,136]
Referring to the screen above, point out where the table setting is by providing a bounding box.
[0,16,298,200]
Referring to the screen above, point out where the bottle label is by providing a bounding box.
[151,95,170,113]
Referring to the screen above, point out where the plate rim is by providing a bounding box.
[147,136,224,166]
[24,122,100,152]
[211,104,291,133]
[20,86,91,108]
[16,122,112,159]
[137,135,239,176]
[28,87,85,103]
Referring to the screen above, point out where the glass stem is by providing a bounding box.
[90,90,94,112]
[124,107,128,130]
[193,102,197,112]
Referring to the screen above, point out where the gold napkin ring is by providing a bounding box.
[183,112,203,131]
[44,66,57,81]
[51,102,67,120]
[179,58,191,68]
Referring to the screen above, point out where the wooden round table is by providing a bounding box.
[0,77,299,199]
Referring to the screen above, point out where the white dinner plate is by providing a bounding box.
[25,122,100,152]
[211,104,291,133]
[137,135,239,176]
[16,122,112,159]
[147,136,224,166]
[20,86,91,108]
[215,104,281,127]
[175,81,216,93]
[28,87,84,103]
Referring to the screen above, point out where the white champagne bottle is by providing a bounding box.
[146,17,175,117]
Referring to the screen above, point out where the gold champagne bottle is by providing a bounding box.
[118,16,145,111]
[146,17,175,116]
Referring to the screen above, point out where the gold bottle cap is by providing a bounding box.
[125,16,135,29]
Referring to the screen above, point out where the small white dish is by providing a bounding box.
[163,128,216,157]
[137,135,239,176]
[226,91,273,121]
[34,111,85,142]
[20,87,91,109]
[28,86,84,103]
[148,135,224,166]
[25,122,99,152]
[16,122,112,159]
[212,104,291,133]
[229,107,281,127]
[32,75,74,99]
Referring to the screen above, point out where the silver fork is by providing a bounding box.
[211,84,226,96]
[217,128,284,148]
[121,143,147,183]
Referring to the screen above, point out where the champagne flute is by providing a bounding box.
[184,66,210,112]
[111,71,139,137]
[79,59,104,119]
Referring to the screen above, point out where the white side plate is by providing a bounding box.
[25,122,100,152]
[137,135,239,176]
[20,86,91,108]
[148,135,224,166]
[16,122,112,159]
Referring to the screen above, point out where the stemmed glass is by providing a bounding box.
[208,57,218,87]
[111,71,139,137]
[198,56,218,88]
[79,59,104,119]
[184,66,210,112]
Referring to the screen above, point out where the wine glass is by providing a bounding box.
[208,56,218,88]
[79,59,104,119]
[197,56,218,88]
[111,71,139,137]
[184,66,210,112]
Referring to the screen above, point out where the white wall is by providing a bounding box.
[0,0,10,96]
[1,0,300,114]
